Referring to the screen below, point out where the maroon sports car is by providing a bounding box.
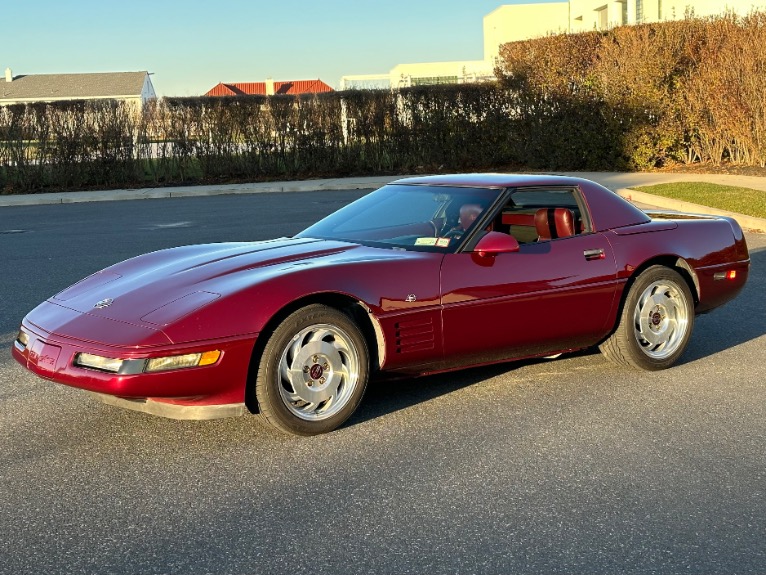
[13,174,750,435]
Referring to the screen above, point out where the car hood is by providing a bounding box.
[44,237,419,333]
[24,236,442,347]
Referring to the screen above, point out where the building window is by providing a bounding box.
[636,0,644,22]
[621,0,628,25]
[596,5,608,29]
[411,76,459,86]
[658,0,663,19]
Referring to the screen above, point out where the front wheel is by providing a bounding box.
[255,304,369,435]
[600,266,694,371]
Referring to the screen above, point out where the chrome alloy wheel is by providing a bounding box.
[277,323,360,421]
[633,280,690,360]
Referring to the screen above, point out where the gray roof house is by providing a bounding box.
[0,69,156,108]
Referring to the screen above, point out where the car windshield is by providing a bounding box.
[297,184,499,251]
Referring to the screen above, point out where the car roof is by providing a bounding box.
[390,172,651,232]
[391,173,588,189]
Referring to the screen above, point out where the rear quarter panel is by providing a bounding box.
[605,216,749,313]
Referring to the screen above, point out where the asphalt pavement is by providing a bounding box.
[1,171,765,575]
[1,194,764,574]
[1,171,765,232]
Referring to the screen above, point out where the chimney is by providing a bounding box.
[265,77,275,96]
[4,68,12,83]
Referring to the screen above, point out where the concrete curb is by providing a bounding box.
[617,187,766,233]
[0,177,393,207]
[2,173,764,234]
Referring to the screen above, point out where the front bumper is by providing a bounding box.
[13,319,257,416]
[88,392,247,420]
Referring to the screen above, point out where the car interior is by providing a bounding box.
[490,188,588,244]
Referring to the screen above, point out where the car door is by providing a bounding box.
[439,189,620,368]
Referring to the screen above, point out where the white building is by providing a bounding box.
[342,1,764,89]
[341,60,495,90]
[483,2,570,62]
[485,1,766,62]
[0,69,156,109]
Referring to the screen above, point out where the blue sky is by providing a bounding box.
[3,0,559,96]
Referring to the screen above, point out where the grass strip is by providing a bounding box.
[633,182,766,219]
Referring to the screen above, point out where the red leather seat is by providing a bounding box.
[535,208,575,241]
[554,208,576,238]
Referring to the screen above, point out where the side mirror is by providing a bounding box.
[473,232,520,257]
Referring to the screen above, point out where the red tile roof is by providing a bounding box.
[204,79,333,97]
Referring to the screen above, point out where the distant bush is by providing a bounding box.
[0,85,518,194]
[1,12,764,194]
[496,11,766,169]
[0,100,143,192]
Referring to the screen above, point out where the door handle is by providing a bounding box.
[584,248,605,261]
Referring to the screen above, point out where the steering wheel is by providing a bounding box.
[443,228,464,239]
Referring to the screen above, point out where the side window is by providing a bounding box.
[495,188,587,244]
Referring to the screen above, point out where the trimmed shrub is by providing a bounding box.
[1,12,764,194]
[496,12,766,169]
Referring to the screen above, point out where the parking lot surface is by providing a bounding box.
[1,192,764,574]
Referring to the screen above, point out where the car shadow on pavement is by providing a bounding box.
[350,245,766,429]
[351,363,514,425]
[348,350,604,429]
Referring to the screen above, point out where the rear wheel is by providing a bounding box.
[600,266,694,371]
[255,304,369,435]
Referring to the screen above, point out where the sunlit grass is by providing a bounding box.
[633,182,766,219]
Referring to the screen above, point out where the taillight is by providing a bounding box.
[713,270,737,280]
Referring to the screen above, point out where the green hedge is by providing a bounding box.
[1,12,764,194]
[0,86,516,193]
[496,11,766,170]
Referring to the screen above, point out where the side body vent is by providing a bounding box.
[395,318,435,354]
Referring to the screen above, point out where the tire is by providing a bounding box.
[255,304,369,436]
[600,266,694,371]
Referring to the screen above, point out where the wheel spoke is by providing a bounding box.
[638,288,654,311]
[308,328,333,343]
[283,390,306,405]
[639,325,663,346]
[334,366,350,381]
[279,360,297,385]
[288,336,303,364]
[325,375,343,398]
[330,335,349,353]
[664,299,680,320]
